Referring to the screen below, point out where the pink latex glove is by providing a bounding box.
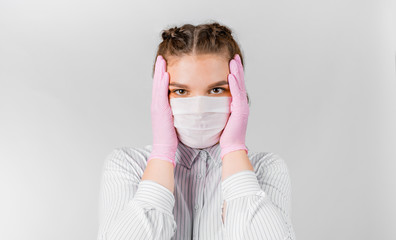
[219,54,249,160]
[147,55,178,167]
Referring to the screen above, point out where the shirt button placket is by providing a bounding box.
[194,204,199,212]
[200,150,208,160]
[193,150,206,240]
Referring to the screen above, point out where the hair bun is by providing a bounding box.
[211,23,232,37]
[162,27,180,40]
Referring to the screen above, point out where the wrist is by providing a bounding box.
[221,149,253,181]
[220,144,248,160]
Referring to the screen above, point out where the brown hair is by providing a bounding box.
[152,21,250,105]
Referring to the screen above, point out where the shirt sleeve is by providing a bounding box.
[221,153,296,240]
[97,148,177,240]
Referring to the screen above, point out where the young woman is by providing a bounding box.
[97,22,296,240]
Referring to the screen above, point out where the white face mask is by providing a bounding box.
[169,96,232,149]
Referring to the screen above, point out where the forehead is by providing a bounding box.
[167,54,228,69]
[166,54,230,81]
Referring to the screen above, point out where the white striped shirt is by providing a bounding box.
[97,141,296,240]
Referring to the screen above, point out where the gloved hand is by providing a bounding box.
[147,55,178,167]
[219,54,249,160]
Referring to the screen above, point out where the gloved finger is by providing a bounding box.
[233,54,246,93]
[229,57,249,110]
[234,54,243,74]
[154,55,165,83]
[227,72,242,103]
[152,56,162,100]
[153,56,166,89]
[152,56,167,106]
[230,58,239,76]
[159,71,170,108]
[229,59,243,98]
[234,53,242,66]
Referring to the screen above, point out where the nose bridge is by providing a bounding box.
[190,96,211,113]
[187,79,212,96]
[169,95,231,115]
[186,95,205,113]
[197,96,204,112]
[189,88,210,97]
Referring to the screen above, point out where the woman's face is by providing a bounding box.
[166,54,232,99]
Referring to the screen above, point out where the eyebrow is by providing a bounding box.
[169,80,228,88]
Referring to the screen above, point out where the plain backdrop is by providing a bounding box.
[1,0,395,239]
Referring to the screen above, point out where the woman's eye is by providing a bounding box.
[211,88,226,94]
[172,89,187,95]
[171,88,226,95]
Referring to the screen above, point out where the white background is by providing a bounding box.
[1,0,395,239]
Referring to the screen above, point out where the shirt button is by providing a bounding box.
[197,173,202,179]
[194,204,199,211]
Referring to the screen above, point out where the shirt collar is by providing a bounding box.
[175,141,222,169]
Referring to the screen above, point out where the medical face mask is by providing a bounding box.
[169,96,232,149]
